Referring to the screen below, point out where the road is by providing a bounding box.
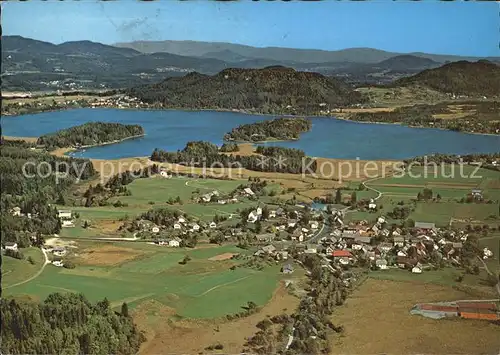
[4,248,50,290]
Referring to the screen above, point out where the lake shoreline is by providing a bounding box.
[3,103,498,137]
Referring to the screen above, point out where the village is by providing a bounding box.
[6,183,495,279]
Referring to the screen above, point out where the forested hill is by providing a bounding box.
[224,117,312,142]
[126,66,366,114]
[1,293,144,354]
[37,122,144,150]
[395,60,500,97]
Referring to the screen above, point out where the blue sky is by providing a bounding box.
[3,1,499,57]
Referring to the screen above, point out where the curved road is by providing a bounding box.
[4,248,50,290]
[477,256,500,297]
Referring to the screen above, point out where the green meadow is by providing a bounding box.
[3,244,289,319]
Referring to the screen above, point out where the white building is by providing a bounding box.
[152,226,160,233]
[173,223,181,230]
[169,238,181,247]
[4,242,18,251]
[57,210,72,219]
[209,222,217,228]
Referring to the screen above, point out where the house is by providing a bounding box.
[412,266,423,274]
[178,217,186,224]
[282,264,294,274]
[218,200,227,205]
[354,235,371,245]
[483,248,493,258]
[288,220,297,228]
[393,236,405,247]
[269,210,277,218]
[368,203,377,210]
[52,247,67,257]
[151,226,160,233]
[201,194,212,202]
[169,237,181,247]
[61,220,74,227]
[156,239,168,246]
[378,243,393,253]
[471,189,483,200]
[247,211,259,223]
[371,225,380,234]
[277,251,289,260]
[243,187,255,196]
[52,260,64,267]
[377,216,386,224]
[305,245,317,254]
[160,170,171,178]
[351,243,363,251]
[209,222,217,228]
[376,259,388,270]
[11,207,21,217]
[191,223,200,231]
[173,223,182,230]
[276,207,285,216]
[262,244,277,254]
[256,207,262,216]
[256,233,275,243]
[332,250,353,258]
[310,222,319,230]
[414,222,436,230]
[57,210,72,219]
[4,242,18,251]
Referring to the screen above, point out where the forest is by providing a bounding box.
[0,141,96,246]
[224,117,312,142]
[150,141,317,174]
[126,66,366,115]
[0,293,145,354]
[37,122,145,150]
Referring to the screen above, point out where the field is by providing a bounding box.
[348,165,500,226]
[3,242,295,320]
[2,248,46,288]
[329,279,500,354]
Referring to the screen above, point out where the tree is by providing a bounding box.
[255,220,262,234]
[436,193,442,201]
[350,191,357,205]
[121,302,129,317]
[27,256,35,265]
[335,189,342,204]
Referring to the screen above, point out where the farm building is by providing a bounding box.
[410,301,500,321]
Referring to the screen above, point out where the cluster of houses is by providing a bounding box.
[57,210,74,227]
[251,212,496,275]
[196,190,239,205]
[135,216,219,247]
[44,246,68,267]
[10,206,38,219]
[89,95,146,109]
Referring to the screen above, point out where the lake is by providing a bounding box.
[3,108,499,160]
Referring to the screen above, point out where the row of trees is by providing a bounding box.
[37,122,144,150]
[224,117,312,142]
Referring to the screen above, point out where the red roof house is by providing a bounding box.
[332,250,352,258]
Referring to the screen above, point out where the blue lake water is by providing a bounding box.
[3,108,499,160]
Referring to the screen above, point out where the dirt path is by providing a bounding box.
[197,276,251,297]
[4,248,50,289]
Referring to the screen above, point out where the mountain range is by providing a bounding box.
[114,39,499,64]
[2,35,499,92]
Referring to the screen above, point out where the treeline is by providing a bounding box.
[150,141,316,174]
[0,142,96,245]
[126,66,366,115]
[404,152,500,165]
[37,122,145,149]
[224,117,312,142]
[243,254,348,354]
[348,101,500,135]
[0,293,144,354]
